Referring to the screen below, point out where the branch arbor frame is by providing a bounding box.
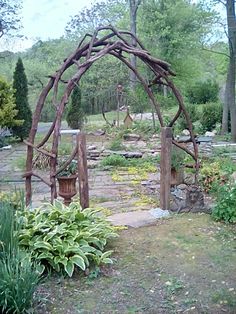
[24,25,198,209]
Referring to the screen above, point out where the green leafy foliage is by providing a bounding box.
[0,189,25,212]
[0,0,22,38]
[127,86,149,114]
[101,154,160,170]
[12,58,32,141]
[101,154,127,167]
[132,121,158,137]
[199,162,225,193]
[212,184,236,223]
[200,102,222,132]
[178,103,199,131]
[186,80,219,104]
[141,0,215,89]
[0,200,40,314]
[171,146,185,170]
[18,200,118,277]
[0,249,40,314]
[0,200,18,255]
[57,159,77,177]
[108,138,126,151]
[66,85,86,130]
[66,0,126,38]
[0,76,22,130]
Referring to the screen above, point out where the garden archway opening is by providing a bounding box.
[24,25,198,209]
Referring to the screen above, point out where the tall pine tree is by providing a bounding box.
[66,84,85,129]
[12,58,32,141]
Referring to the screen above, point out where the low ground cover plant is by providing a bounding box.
[100,154,159,169]
[18,200,118,277]
[107,138,126,151]
[100,154,128,167]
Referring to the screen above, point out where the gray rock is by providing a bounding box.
[124,151,143,158]
[177,184,188,190]
[107,209,168,228]
[0,145,12,150]
[123,134,141,141]
[88,129,105,136]
[87,151,100,158]
[149,208,170,218]
[87,145,97,151]
[205,131,216,137]
[182,129,190,136]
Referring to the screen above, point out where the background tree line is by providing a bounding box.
[0,0,233,137]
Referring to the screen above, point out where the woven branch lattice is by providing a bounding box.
[24,25,198,205]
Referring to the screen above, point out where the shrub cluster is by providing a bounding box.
[18,200,118,277]
[200,102,222,132]
[186,79,219,104]
[212,184,236,223]
[178,103,199,130]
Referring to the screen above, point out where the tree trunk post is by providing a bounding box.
[160,127,172,210]
[77,133,89,209]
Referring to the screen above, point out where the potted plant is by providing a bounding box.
[57,160,77,205]
[171,147,185,186]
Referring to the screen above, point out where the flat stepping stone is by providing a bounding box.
[107,208,170,228]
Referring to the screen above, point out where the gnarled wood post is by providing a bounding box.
[77,133,89,209]
[160,127,172,210]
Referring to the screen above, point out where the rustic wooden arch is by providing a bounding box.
[24,25,198,207]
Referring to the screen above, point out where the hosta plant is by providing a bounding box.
[18,200,118,277]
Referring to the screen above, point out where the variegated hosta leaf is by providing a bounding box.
[18,200,118,277]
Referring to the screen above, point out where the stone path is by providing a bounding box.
[0,139,166,227]
[2,133,230,227]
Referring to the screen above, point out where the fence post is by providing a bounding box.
[77,133,89,209]
[160,127,172,210]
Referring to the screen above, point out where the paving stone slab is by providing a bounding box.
[107,208,170,228]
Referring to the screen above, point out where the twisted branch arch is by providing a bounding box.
[24,25,198,206]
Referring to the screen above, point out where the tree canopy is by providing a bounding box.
[0,0,229,133]
[0,0,22,38]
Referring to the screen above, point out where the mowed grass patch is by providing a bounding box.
[36,214,236,314]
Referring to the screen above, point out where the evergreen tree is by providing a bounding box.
[0,77,22,129]
[66,85,85,129]
[12,58,32,141]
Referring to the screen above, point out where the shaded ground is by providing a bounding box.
[36,214,236,314]
[0,135,160,212]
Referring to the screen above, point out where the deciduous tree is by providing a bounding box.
[222,0,236,140]
[128,0,142,89]
[0,0,22,38]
